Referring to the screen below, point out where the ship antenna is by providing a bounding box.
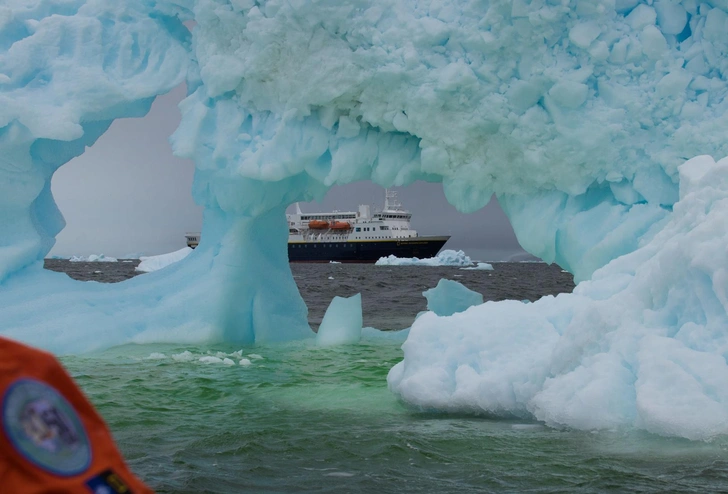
[295,202,302,215]
[384,188,402,211]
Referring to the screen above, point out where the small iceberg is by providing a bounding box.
[69,254,118,263]
[316,293,363,346]
[423,279,483,316]
[375,249,474,267]
[460,262,494,271]
[135,247,193,273]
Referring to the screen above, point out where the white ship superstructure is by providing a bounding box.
[287,190,418,243]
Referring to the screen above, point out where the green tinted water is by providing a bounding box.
[62,341,728,493]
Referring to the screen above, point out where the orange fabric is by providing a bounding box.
[0,337,153,493]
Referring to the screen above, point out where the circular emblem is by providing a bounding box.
[2,379,91,476]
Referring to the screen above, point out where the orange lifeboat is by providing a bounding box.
[330,221,352,230]
[308,220,329,229]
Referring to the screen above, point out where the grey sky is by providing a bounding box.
[49,84,529,261]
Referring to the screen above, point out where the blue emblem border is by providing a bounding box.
[2,378,92,477]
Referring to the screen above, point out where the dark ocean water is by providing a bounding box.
[42,261,728,493]
[44,260,574,330]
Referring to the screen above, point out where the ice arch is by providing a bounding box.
[2,0,728,438]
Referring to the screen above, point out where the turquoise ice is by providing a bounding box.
[1,0,728,439]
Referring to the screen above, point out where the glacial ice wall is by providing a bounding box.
[1,0,728,438]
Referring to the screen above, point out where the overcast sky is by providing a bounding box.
[49,84,529,261]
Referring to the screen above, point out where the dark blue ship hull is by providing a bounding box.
[287,236,450,262]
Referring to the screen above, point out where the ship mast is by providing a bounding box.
[384,189,403,211]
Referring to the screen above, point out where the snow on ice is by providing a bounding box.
[136,247,193,273]
[1,0,728,439]
[376,250,475,267]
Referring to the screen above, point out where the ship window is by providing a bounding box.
[355,227,360,232]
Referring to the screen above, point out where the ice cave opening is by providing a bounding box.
[47,84,202,261]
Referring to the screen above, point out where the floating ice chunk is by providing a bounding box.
[222,358,235,366]
[316,294,363,346]
[247,354,263,360]
[376,250,474,267]
[199,356,223,364]
[147,352,166,360]
[239,358,252,366]
[136,248,193,273]
[69,255,118,263]
[423,279,484,317]
[460,263,494,271]
[172,351,196,362]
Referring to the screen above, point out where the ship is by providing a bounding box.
[185,190,450,262]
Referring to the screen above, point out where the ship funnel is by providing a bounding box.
[358,204,370,219]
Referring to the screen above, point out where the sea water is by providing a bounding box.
[46,262,728,493]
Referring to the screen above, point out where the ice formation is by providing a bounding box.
[460,263,494,271]
[376,250,475,267]
[1,0,728,438]
[135,247,193,273]
[390,157,728,440]
[423,279,483,317]
[316,294,363,346]
[69,255,118,263]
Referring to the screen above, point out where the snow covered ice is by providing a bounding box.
[390,156,728,440]
[136,247,193,273]
[68,254,118,263]
[376,250,475,267]
[1,0,728,439]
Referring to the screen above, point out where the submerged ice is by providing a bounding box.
[1,0,728,439]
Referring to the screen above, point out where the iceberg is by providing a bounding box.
[376,250,475,267]
[1,0,728,438]
[316,294,363,346]
[389,156,728,440]
[460,263,494,271]
[69,255,118,263]
[423,279,484,317]
[135,247,193,273]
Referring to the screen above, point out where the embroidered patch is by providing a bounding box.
[2,378,91,476]
[86,469,134,494]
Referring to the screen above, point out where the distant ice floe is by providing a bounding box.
[69,254,118,263]
[135,247,193,273]
[460,263,494,271]
[376,250,475,267]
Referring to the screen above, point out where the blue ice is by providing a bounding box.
[1,0,728,439]
[423,279,483,317]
